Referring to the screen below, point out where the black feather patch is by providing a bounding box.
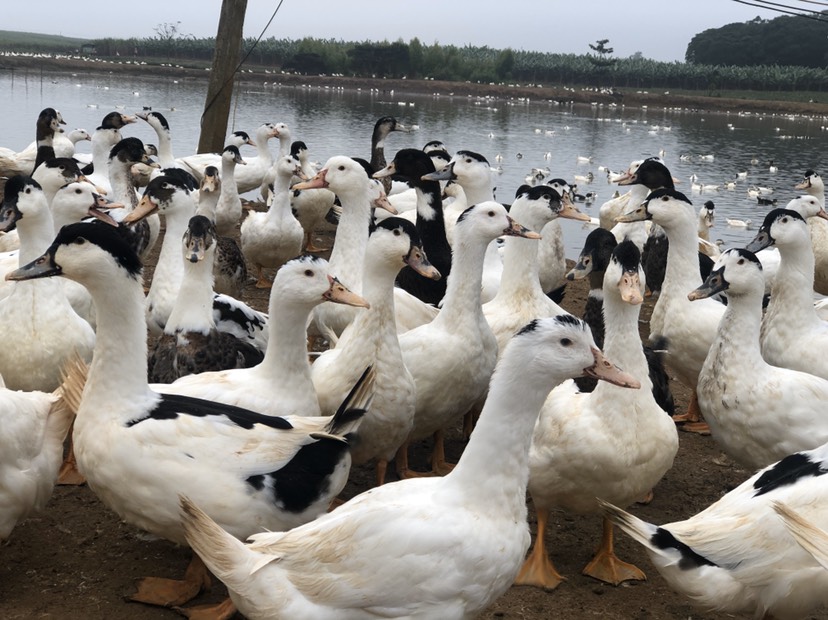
[650,528,718,569]
[110,137,147,164]
[247,437,350,513]
[455,150,489,164]
[147,111,170,131]
[212,296,267,332]
[52,222,143,278]
[760,208,806,232]
[753,452,828,497]
[644,188,692,206]
[516,318,540,336]
[127,392,293,430]
[730,247,762,267]
[553,313,585,329]
[612,240,641,273]
[373,217,423,248]
[290,141,308,158]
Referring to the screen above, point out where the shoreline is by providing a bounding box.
[2,54,828,117]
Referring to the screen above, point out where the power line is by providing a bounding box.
[731,0,828,22]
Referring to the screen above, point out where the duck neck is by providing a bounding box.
[109,160,138,210]
[450,354,556,511]
[599,289,649,384]
[82,273,152,416]
[497,235,543,299]
[259,299,316,392]
[266,173,293,223]
[709,290,764,369]
[91,129,118,175]
[769,241,820,323]
[165,255,215,335]
[151,204,195,295]
[156,128,175,168]
[435,233,487,324]
[661,214,703,295]
[461,180,494,206]
[328,188,371,292]
[196,191,220,221]
[255,134,274,166]
[17,207,56,264]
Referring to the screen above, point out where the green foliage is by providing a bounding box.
[0,29,85,54]
[687,11,828,67]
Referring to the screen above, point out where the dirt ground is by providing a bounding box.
[1,220,826,620]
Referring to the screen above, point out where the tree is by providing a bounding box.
[495,48,515,79]
[588,38,616,68]
[154,21,190,61]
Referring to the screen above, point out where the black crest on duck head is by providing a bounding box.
[53,221,143,278]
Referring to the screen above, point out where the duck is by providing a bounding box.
[0,176,95,392]
[698,200,717,256]
[288,141,335,253]
[374,148,452,306]
[517,241,676,590]
[601,441,828,619]
[194,165,247,298]
[396,202,540,478]
[769,160,779,173]
[773,501,828,572]
[566,229,675,412]
[259,123,294,200]
[0,108,65,178]
[82,111,138,191]
[213,144,246,237]
[617,183,724,434]
[241,154,304,288]
[53,127,91,158]
[483,185,587,357]
[727,218,751,228]
[745,208,828,381]
[312,218,440,486]
[8,221,373,609]
[161,255,368,415]
[794,169,828,294]
[123,174,196,336]
[148,215,263,383]
[174,130,257,182]
[179,314,638,620]
[369,116,409,193]
[0,373,73,542]
[690,248,828,468]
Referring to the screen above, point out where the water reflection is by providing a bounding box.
[1,68,826,257]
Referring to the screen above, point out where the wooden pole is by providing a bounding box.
[197,0,248,154]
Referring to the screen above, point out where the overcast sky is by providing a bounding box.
[8,1,783,63]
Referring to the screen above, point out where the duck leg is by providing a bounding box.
[303,231,327,253]
[254,265,272,289]
[582,516,646,585]
[174,597,237,620]
[57,425,86,486]
[375,458,389,486]
[672,390,711,435]
[395,439,428,479]
[129,553,211,607]
[514,507,565,590]
[430,429,456,475]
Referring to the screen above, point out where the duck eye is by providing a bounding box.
[338,165,345,171]
[25,187,31,194]
[488,210,495,217]
[661,196,669,201]
[465,158,472,163]
[737,258,745,265]
[75,188,82,194]
[560,338,573,346]
[393,229,401,236]
[782,217,788,223]
[74,237,86,245]
[304,269,314,277]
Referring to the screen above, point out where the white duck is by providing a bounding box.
[161,255,368,416]
[697,199,718,257]
[517,241,676,589]
[259,122,293,199]
[288,140,335,253]
[174,129,256,182]
[0,175,95,392]
[241,154,304,288]
[483,185,587,356]
[690,248,828,469]
[746,208,828,381]
[312,218,440,486]
[617,179,725,434]
[8,221,373,609]
[795,170,828,294]
[0,374,73,542]
[396,202,540,478]
[179,314,637,620]
[602,441,828,620]
[124,174,196,335]
[214,145,246,237]
[83,111,138,192]
[0,108,65,177]
[148,215,263,383]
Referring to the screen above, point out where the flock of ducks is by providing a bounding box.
[2,105,828,620]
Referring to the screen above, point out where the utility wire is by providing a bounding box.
[200,0,286,128]
[731,0,828,22]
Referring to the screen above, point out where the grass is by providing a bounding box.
[0,30,87,51]
[668,88,828,105]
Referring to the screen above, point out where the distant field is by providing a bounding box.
[669,88,828,105]
[0,30,86,50]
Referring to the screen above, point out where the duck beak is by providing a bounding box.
[818,209,828,221]
[246,137,257,147]
[200,175,220,194]
[0,202,22,232]
[185,236,208,263]
[619,270,643,305]
[292,169,328,190]
[88,193,123,227]
[372,190,398,214]
[121,114,138,124]
[558,194,591,222]
[503,216,541,239]
[136,111,149,121]
[583,347,640,388]
[79,175,109,196]
[688,267,727,301]
[612,170,634,184]
[566,254,592,281]
[794,179,810,191]
[405,246,441,280]
[7,248,60,281]
[122,194,158,224]
[422,163,455,182]
[372,162,396,179]
[745,229,772,252]
[615,204,649,223]
[323,275,370,308]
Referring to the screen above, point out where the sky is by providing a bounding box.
[6,1,784,63]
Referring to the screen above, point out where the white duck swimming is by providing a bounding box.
[8,221,374,609]
[179,314,637,620]
[617,177,725,434]
[517,241,675,589]
[241,154,304,288]
[0,176,95,392]
[0,374,73,542]
[396,202,540,477]
[746,208,828,381]
[148,215,263,383]
[602,441,828,619]
[312,218,440,486]
[690,248,828,469]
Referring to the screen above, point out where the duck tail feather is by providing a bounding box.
[326,366,374,436]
